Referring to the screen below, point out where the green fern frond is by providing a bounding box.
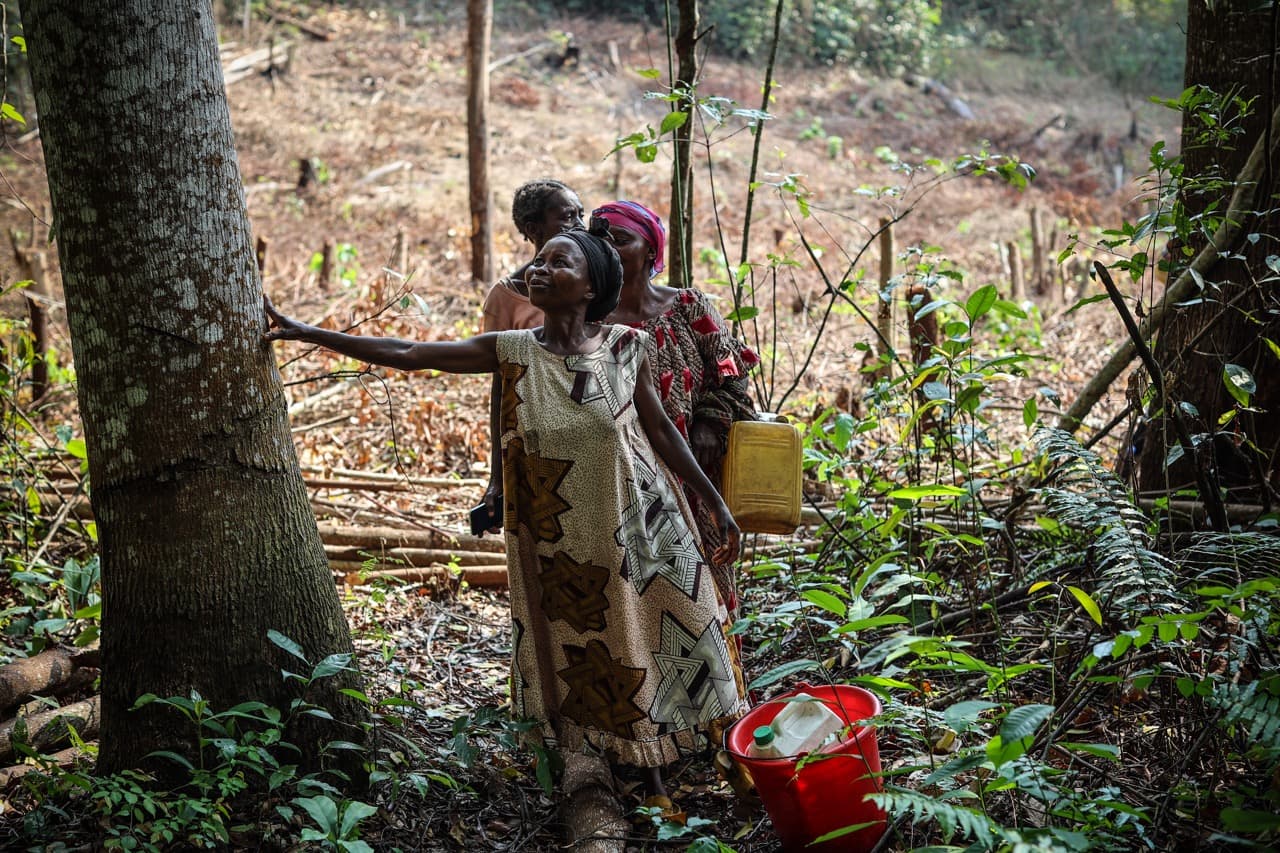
[1176,532,1280,577]
[1209,679,1280,756]
[1034,428,1178,616]
[869,786,996,848]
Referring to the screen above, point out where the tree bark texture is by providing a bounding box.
[467,0,494,285]
[23,0,366,774]
[1138,0,1280,499]
[667,0,698,288]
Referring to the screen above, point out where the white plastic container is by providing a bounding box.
[769,692,845,757]
[747,725,783,759]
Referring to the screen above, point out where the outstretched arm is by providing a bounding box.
[263,295,499,374]
[634,356,740,565]
[481,373,504,532]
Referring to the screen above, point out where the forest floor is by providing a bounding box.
[0,3,1194,851]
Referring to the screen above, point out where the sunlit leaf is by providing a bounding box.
[1223,363,1254,406]
[887,484,966,500]
[1065,585,1104,626]
[964,284,997,321]
[801,589,846,618]
[659,110,688,134]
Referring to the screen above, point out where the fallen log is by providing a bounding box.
[324,545,506,566]
[0,647,92,714]
[222,41,293,85]
[304,475,485,493]
[324,467,488,488]
[317,522,505,553]
[262,4,334,40]
[0,746,83,788]
[0,696,100,763]
[1137,499,1269,528]
[330,560,509,588]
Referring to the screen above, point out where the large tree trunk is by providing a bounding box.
[1137,0,1280,503]
[467,0,494,285]
[23,0,367,774]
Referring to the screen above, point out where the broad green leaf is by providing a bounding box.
[269,629,309,663]
[145,750,194,771]
[1,102,25,126]
[992,298,1027,318]
[1065,585,1104,626]
[338,841,374,853]
[1023,396,1038,428]
[74,601,101,620]
[339,800,378,839]
[1223,363,1255,406]
[887,484,966,500]
[659,110,688,134]
[293,795,340,834]
[748,658,821,690]
[985,733,1028,768]
[802,589,846,618]
[944,700,999,733]
[922,381,951,401]
[339,688,373,704]
[832,413,855,450]
[325,741,365,753]
[1060,741,1120,760]
[311,653,353,680]
[964,284,998,321]
[1221,807,1280,833]
[724,305,759,322]
[999,703,1053,743]
[834,614,909,633]
[636,67,662,79]
[1065,293,1110,314]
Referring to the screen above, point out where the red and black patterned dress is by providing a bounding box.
[496,325,748,767]
[621,289,759,612]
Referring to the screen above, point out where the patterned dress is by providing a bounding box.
[621,288,759,611]
[496,326,748,767]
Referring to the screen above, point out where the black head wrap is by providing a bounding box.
[559,220,624,322]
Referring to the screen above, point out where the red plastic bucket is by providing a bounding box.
[726,683,885,852]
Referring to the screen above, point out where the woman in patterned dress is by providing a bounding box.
[480,179,586,531]
[594,201,759,614]
[263,222,746,818]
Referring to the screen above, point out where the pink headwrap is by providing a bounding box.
[591,200,666,276]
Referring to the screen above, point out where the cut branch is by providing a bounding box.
[1058,101,1280,434]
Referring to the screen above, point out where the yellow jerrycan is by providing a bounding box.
[721,415,802,535]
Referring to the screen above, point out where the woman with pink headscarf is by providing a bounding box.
[593,200,759,615]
